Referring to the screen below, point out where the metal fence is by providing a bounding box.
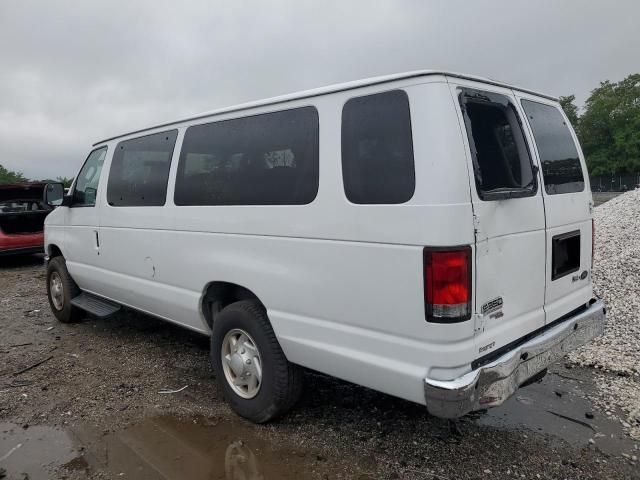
[589,174,640,192]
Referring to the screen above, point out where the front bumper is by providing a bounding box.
[424,299,605,418]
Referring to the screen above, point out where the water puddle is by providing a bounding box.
[62,415,355,479]
[0,423,78,480]
[477,369,638,455]
[1,415,358,479]
[2,370,637,478]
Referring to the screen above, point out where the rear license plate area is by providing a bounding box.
[552,230,580,280]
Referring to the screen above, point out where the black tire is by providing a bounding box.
[211,300,303,423]
[46,256,83,323]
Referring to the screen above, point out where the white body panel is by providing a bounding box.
[515,92,594,321]
[65,206,101,291]
[44,71,594,406]
[447,79,547,364]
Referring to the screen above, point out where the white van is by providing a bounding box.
[43,71,605,423]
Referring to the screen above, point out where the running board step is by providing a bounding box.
[71,292,121,318]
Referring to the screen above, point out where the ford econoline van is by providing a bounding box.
[43,71,605,423]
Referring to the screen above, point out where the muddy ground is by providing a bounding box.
[0,255,638,480]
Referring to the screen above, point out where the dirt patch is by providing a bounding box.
[0,255,638,479]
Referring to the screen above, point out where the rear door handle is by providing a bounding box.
[94,230,100,251]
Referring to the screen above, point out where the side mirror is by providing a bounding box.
[44,183,70,207]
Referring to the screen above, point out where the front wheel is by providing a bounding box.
[211,300,303,423]
[46,257,82,323]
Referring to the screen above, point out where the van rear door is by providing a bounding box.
[449,80,547,353]
[518,97,593,322]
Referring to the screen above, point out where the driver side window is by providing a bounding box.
[72,147,107,206]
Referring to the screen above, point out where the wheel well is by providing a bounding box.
[202,282,263,329]
[48,244,63,259]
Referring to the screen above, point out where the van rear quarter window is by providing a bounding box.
[459,89,536,200]
[107,130,178,207]
[341,90,415,204]
[521,100,585,195]
[174,107,319,206]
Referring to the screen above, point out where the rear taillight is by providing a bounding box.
[424,247,472,323]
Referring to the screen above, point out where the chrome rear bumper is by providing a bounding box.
[424,299,605,418]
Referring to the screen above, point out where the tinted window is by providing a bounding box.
[460,89,535,200]
[521,100,584,194]
[107,130,178,207]
[175,107,319,205]
[72,147,107,207]
[341,90,415,204]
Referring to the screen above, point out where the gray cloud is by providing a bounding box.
[1,0,638,180]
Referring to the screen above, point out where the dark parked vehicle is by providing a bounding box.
[0,183,52,256]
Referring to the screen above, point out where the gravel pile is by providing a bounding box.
[568,188,640,439]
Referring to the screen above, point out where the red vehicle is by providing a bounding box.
[0,183,52,256]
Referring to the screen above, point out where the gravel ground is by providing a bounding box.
[569,188,640,440]
[1,256,639,479]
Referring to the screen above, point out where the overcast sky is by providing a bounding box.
[1,0,639,180]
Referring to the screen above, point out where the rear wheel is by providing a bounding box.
[46,257,83,323]
[211,300,303,423]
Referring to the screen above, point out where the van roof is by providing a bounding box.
[94,70,558,146]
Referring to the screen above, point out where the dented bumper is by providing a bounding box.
[424,299,605,418]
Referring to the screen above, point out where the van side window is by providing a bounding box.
[459,89,536,201]
[72,147,107,207]
[174,107,319,206]
[521,100,585,195]
[107,130,178,207]
[341,90,415,204]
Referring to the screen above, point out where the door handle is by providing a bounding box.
[94,230,100,251]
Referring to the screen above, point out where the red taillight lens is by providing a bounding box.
[424,247,472,322]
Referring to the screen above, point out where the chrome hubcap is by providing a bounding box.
[50,272,64,311]
[221,329,262,399]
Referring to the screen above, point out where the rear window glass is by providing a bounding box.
[107,131,178,207]
[521,100,585,195]
[460,89,536,200]
[175,107,319,206]
[341,90,415,204]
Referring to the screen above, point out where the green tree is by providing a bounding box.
[578,74,640,176]
[0,164,27,184]
[559,95,580,127]
[56,176,74,188]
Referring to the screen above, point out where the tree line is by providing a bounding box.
[560,73,640,177]
[0,164,72,187]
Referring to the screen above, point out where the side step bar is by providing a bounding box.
[71,292,121,318]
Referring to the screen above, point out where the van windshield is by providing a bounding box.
[460,89,536,200]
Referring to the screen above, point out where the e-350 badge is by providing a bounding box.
[481,297,503,318]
